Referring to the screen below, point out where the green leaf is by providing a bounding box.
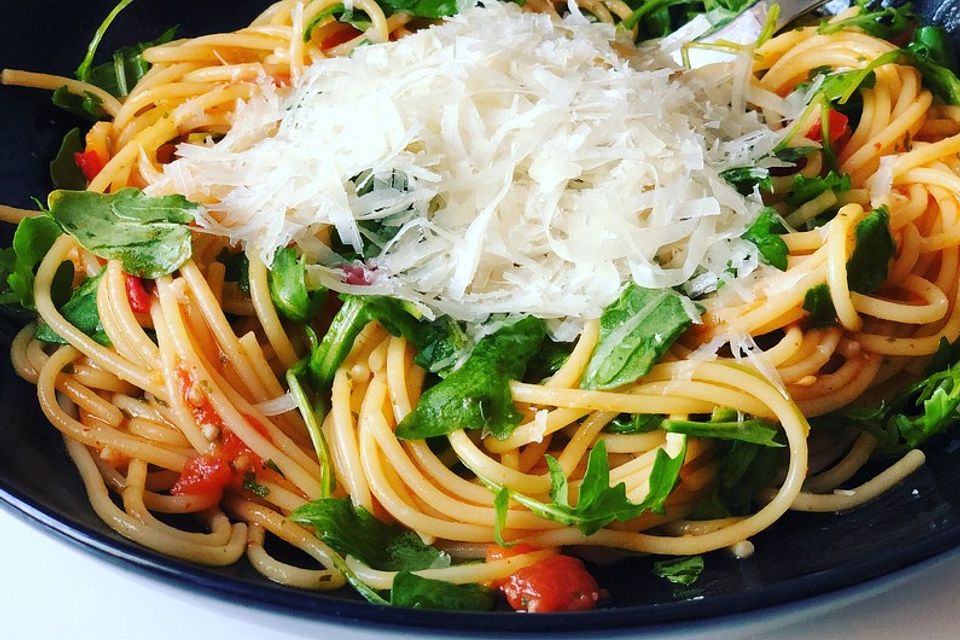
[846,206,895,294]
[395,316,547,440]
[289,498,450,571]
[698,440,782,517]
[662,415,784,447]
[49,128,87,191]
[818,2,915,39]
[581,284,693,390]
[904,26,960,105]
[87,25,178,97]
[378,0,459,19]
[269,247,325,323]
[604,413,663,434]
[390,572,495,611]
[47,188,196,279]
[525,338,573,382]
[495,438,686,536]
[411,316,472,378]
[52,86,108,122]
[492,487,511,548]
[216,248,249,294]
[1,216,63,310]
[303,4,372,41]
[784,170,851,207]
[652,556,705,587]
[35,271,110,345]
[802,284,837,328]
[719,166,772,196]
[75,0,140,82]
[742,208,788,271]
[241,472,270,498]
[286,359,335,498]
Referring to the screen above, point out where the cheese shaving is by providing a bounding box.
[149,3,778,324]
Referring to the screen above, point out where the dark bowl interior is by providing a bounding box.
[3,0,960,632]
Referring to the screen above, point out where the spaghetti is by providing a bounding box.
[1,0,957,612]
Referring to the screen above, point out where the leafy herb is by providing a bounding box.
[846,206,895,294]
[784,170,851,207]
[581,284,693,390]
[286,356,335,497]
[652,556,705,587]
[802,284,837,328]
[303,4,372,41]
[491,438,686,537]
[411,316,472,378]
[904,26,960,105]
[742,208,788,271]
[379,0,459,19]
[719,166,772,196]
[696,439,782,518]
[49,128,87,190]
[216,249,250,294]
[46,188,196,279]
[86,25,178,97]
[604,413,663,434]
[390,572,495,611]
[663,407,783,447]
[818,1,915,40]
[268,247,325,323]
[493,487,511,547]
[35,271,110,345]
[241,472,270,498]
[0,216,63,310]
[51,86,108,122]
[395,316,546,440]
[75,0,140,82]
[290,498,450,571]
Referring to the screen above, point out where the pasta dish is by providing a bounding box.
[3,0,960,612]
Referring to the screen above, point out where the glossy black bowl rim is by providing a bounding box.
[2,474,958,633]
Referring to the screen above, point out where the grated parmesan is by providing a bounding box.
[149,2,781,326]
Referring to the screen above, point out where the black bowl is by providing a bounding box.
[3,0,960,632]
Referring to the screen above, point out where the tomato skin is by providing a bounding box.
[171,453,233,497]
[806,109,849,146]
[124,275,152,314]
[73,150,105,181]
[501,555,604,613]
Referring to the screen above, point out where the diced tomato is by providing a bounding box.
[171,453,234,496]
[124,275,152,314]
[320,25,362,50]
[74,150,105,182]
[806,109,849,147]
[156,143,177,165]
[176,366,223,431]
[501,555,605,613]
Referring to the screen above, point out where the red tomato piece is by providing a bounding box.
[156,143,177,165]
[73,150,105,181]
[124,275,152,314]
[805,109,849,146]
[341,263,372,285]
[501,555,604,613]
[171,453,233,497]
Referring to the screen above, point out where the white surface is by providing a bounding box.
[2,505,959,640]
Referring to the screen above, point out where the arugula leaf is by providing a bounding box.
[411,316,472,378]
[303,4,373,41]
[492,438,686,536]
[784,170,851,207]
[581,284,693,390]
[290,498,450,571]
[49,128,87,191]
[694,440,783,517]
[719,166,772,196]
[216,249,249,294]
[493,487,511,548]
[269,247,325,323]
[846,206,895,294]
[742,208,788,271]
[802,283,837,328]
[47,188,196,279]
[87,25,178,97]
[604,413,663,434]
[35,271,110,345]
[395,316,546,440]
[51,86,108,122]
[286,357,335,498]
[662,410,783,447]
[241,472,270,498]
[905,26,960,105]
[75,0,140,82]
[818,1,915,39]
[0,216,63,310]
[390,572,495,611]
[652,556,705,587]
[379,0,459,19]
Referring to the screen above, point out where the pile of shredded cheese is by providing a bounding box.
[150,2,783,332]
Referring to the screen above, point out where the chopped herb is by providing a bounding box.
[802,284,837,328]
[818,1,915,40]
[51,86,108,122]
[605,413,663,434]
[269,247,325,323]
[784,170,851,207]
[653,556,705,586]
[720,166,772,196]
[742,208,789,271]
[663,407,784,447]
[390,572,495,611]
[241,472,270,498]
[846,206,895,294]
[35,271,110,345]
